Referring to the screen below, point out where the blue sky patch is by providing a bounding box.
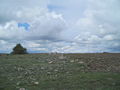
[18,23,30,30]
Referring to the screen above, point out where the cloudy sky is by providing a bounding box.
[0,0,120,53]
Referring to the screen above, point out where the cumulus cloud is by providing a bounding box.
[63,0,120,52]
[0,0,120,53]
[0,7,66,41]
[0,0,49,24]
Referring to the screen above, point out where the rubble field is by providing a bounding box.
[0,53,120,90]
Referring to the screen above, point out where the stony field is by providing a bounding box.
[0,53,120,90]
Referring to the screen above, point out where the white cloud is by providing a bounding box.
[103,35,114,41]
[0,7,66,41]
[0,0,120,53]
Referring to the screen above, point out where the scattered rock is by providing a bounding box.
[47,72,51,74]
[41,67,45,70]
[70,60,74,63]
[34,82,39,85]
[54,69,58,72]
[78,61,84,64]
[48,61,53,64]
[19,88,25,90]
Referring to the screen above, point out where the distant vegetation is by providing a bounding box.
[103,52,109,54]
[11,44,28,54]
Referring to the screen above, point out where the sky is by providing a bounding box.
[0,0,120,53]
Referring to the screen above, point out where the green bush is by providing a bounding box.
[11,44,28,54]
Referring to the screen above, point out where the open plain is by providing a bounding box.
[0,53,120,90]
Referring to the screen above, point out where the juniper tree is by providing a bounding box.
[11,44,28,54]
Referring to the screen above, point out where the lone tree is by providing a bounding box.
[11,44,28,54]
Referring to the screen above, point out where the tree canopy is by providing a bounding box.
[11,44,28,54]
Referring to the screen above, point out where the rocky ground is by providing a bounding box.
[0,53,120,90]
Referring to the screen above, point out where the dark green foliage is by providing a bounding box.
[11,44,28,54]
